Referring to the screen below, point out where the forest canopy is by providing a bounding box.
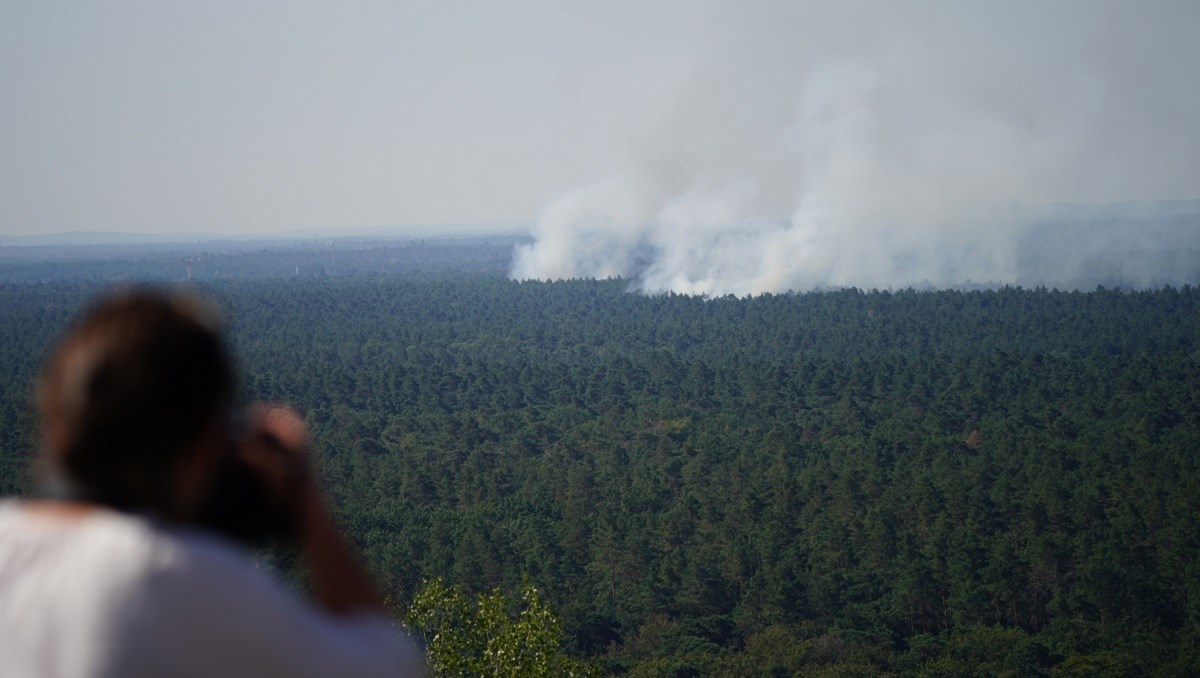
[1,261,1197,674]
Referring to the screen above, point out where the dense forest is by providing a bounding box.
[1,246,1198,674]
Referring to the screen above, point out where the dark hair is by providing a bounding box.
[37,289,236,516]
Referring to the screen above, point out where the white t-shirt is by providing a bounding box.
[0,501,423,677]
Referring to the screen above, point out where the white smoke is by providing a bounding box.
[512,2,1200,294]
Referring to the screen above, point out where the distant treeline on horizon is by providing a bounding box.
[3,205,1200,291]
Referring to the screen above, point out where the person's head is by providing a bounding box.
[36,289,237,519]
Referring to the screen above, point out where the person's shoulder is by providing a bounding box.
[135,524,425,676]
[126,518,274,594]
[157,523,256,570]
[0,500,178,573]
[31,506,268,594]
[107,518,291,647]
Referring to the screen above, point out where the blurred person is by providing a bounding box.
[0,290,422,677]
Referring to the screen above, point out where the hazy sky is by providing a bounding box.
[1,1,1197,239]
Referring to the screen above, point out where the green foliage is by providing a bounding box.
[405,578,597,677]
[3,272,1200,673]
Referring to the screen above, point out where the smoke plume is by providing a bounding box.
[512,2,1200,294]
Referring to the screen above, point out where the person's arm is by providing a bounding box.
[241,404,387,616]
[159,403,422,677]
[293,479,387,616]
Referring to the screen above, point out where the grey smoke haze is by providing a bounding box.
[512,2,1200,293]
[3,1,1197,286]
